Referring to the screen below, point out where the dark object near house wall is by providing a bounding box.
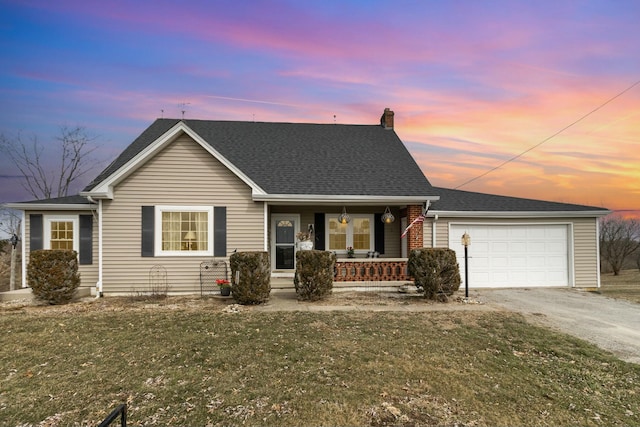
[229,251,270,304]
[27,249,81,304]
[408,248,461,299]
[294,250,336,301]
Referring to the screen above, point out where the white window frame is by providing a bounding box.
[154,205,214,257]
[44,215,79,252]
[326,214,374,255]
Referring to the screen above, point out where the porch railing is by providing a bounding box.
[334,259,410,282]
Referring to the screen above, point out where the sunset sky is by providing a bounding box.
[1,0,638,216]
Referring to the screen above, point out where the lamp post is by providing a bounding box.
[461,232,471,299]
[9,233,19,291]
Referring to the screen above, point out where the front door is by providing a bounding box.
[272,215,299,271]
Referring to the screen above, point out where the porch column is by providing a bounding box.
[407,204,424,252]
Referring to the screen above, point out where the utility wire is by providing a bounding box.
[455,79,640,190]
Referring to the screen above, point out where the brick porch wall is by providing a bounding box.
[407,204,424,252]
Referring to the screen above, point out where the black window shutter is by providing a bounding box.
[30,214,43,251]
[141,206,155,257]
[79,215,93,265]
[374,213,385,254]
[314,213,325,250]
[214,206,227,257]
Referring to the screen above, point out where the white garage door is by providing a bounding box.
[449,224,569,288]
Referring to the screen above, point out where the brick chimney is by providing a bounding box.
[380,108,394,129]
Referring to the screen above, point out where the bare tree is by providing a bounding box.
[599,216,640,275]
[0,126,98,200]
[0,207,22,291]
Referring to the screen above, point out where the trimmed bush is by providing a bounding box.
[294,250,336,301]
[27,250,80,305]
[229,251,271,305]
[407,248,461,300]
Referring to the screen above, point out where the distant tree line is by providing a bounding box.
[599,215,640,275]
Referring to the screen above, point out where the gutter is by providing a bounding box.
[430,209,611,218]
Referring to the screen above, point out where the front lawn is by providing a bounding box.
[1,298,639,426]
[600,269,640,303]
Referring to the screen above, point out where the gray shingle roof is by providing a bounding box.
[431,187,608,212]
[85,118,435,197]
[76,117,607,214]
[15,195,94,205]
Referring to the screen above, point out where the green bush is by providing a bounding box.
[407,248,461,300]
[27,250,80,305]
[229,251,271,305]
[294,250,336,301]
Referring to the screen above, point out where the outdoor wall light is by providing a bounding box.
[381,206,395,224]
[338,206,351,224]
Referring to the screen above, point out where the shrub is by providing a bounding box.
[229,251,270,304]
[407,248,461,300]
[27,250,80,305]
[294,250,336,301]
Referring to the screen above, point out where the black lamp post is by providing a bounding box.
[461,232,470,299]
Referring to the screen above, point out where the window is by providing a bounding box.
[327,215,373,253]
[155,206,213,256]
[51,221,74,250]
[44,216,79,251]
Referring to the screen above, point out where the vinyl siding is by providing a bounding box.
[573,217,600,287]
[424,216,600,287]
[23,210,99,290]
[101,134,264,294]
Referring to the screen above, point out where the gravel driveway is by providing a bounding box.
[480,288,640,364]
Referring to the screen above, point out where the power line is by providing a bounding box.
[455,79,640,190]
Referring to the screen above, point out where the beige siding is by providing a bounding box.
[101,135,264,294]
[22,210,99,290]
[422,216,601,288]
[573,217,600,287]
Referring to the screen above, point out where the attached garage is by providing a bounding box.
[449,223,570,288]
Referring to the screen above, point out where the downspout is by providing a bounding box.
[432,214,437,248]
[87,196,103,298]
[263,203,268,251]
[20,210,26,288]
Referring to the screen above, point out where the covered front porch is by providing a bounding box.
[267,203,427,283]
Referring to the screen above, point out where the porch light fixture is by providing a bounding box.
[381,206,395,224]
[338,206,351,224]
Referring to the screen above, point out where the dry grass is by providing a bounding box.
[599,269,640,303]
[1,295,639,426]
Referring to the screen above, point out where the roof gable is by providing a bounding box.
[84,118,436,199]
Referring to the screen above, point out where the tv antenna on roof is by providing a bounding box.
[180,102,191,120]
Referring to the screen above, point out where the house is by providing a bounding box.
[7,109,610,295]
